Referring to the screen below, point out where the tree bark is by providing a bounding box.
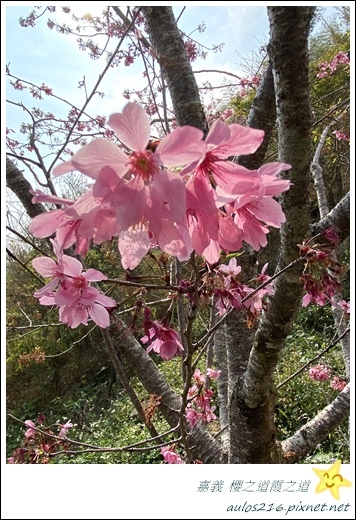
[228,7,315,464]
[310,191,350,242]
[238,63,276,170]
[6,157,45,219]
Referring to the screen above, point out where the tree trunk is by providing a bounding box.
[6,157,45,219]
[228,6,315,464]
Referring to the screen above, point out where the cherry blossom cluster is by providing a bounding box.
[29,102,291,274]
[299,228,348,309]
[160,445,183,464]
[308,365,347,392]
[31,238,116,329]
[333,130,349,141]
[185,368,221,428]
[211,258,274,323]
[7,415,73,464]
[140,308,184,361]
[316,51,350,79]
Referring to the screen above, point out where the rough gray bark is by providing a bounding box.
[141,6,209,133]
[238,63,276,170]
[310,191,350,242]
[213,325,229,438]
[6,157,45,219]
[228,7,315,464]
[277,384,350,463]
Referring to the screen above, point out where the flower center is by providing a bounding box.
[199,151,218,187]
[130,150,159,183]
[72,275,87,290]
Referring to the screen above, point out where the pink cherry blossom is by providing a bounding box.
[206,368,221,379]
[218,257,241,276]
[308,364,332,382]
[182,120,264,218]
[193,369,206,386]
[215,162,291,250]
[336,300,350,314]
[24,420,37,438]
[330,377,347,391]
[32,242,116,329]
[52,102,205,233]
[58,420,74,437]
[186,406,203,428]
[58,290,116,329]
[141,321,184,361]
[161,446,183,464]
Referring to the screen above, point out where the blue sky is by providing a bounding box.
[4,3,340,133]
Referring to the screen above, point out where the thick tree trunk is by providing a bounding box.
[238,63,276,170]
[228,7,315,464]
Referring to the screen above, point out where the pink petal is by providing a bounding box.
[152,220,192,261]
[186,170,217,215]
[218,215,243,251]
[156,126,204,166]
[108,102,150,152]
[65,191,100,219]
[52,139,128,179]
[95,293,117,308]
[56,221,80,251]
[89,303,111,328]
[32,257,58,278]
[38,292,56,305]
[212,161,260,194]
[29,210,65,238]
[205,120,230,146]
[258,162,292,177]
[30,189,73,206]
[84,268,107,282]
[224,124,264,156]
[201,240,221,264]
[235,209,269,251]
[61,255,84,277]
[61,304,89,328]
[118,228,151,270]
[148,170,186,224]
[34,278,60,298]
[246,197,286,227]
[189,211,219,255]
[113,176,146,230]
